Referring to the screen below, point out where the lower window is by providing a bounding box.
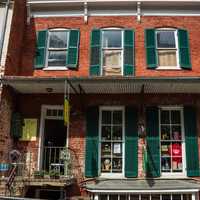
[97,194,192,200]
[100,107,124,175]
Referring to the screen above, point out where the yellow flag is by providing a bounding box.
[64,98,70,126]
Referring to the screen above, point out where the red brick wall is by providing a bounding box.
[6,15,200,77]
[11,93,200,181]
[5,0,26,76]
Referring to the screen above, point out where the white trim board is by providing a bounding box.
[87,189,199,194]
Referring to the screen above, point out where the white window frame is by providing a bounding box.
[101,28,124,76]
[156,28,180,70]
[159,106,186,178]
[44,28,69,70]
[99,106,125,178]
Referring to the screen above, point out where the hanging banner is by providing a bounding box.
[64,98,70,126]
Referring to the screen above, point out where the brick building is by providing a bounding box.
[1,0,200,199]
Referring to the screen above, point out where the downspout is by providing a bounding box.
[0,0,11,65]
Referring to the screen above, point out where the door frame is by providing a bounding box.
[37,105,65,170]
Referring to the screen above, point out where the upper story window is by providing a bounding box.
[145,28,191,70]
[90,28,134,76]
[47,30,69,67]
[34,29,79,70]
[156,30,179,69]
[102,30,123,76]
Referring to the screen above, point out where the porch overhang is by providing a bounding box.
[2,76,200,94]
[85,179,200,193]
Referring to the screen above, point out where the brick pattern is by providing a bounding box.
[4,16,200,77]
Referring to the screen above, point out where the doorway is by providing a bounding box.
[39,105,67,173]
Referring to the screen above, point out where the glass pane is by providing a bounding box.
[99,195,108,200]
[48,51,66,66]
[113,126,123,140]
[103,30,122,48]
[158,50,177,66]
[151,195,160,200]
[183,194,192,200]
[172,142,182,157]
[112,143,122,156]
[161,125,171,140]
[172,126,182,140]
[161,142,170,157]
[49,31,68,48]
[113,111,122,124]
[141,195,150,200]
[172,194,181,200]
[130,195,139,200]
[101,158,111,172]
[157,31,176,48]
[110,195,118,200]
[102,111,112,124]
[101,142,111,156]
[112,158,122,172]
[161,157,171,172]
[162,195,171,200]
[171,110,181,124]
[103,50,122,68]
[120,195,128,200]
[161,110,170,124]
[102,126,112,140]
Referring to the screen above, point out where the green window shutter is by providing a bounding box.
[85,107,99,177]
[178,29,191,69]
[66,29,80,69]
[125,107,138,177]
[184,106,200,176]
[10,113,23,139]
[124,29,135,76]
[34,30,47,69]
[146,107,160,177]
[145,29,157,69]
[90,29,101,76]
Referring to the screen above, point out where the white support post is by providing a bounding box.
[84,1,88,24]
[27,3,31,25]
[137,1,141,23]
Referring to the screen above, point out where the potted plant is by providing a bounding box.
[33,170,45,179]
[49,169,60,179]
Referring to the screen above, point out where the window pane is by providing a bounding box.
[99,195,108,200]
[141,195,150,200]
[103,50,122,69]
[110,195,118,200]
[158,50,177,66]
[172,126,182,140]
[101,158,111,172]
[157,31,175,48]
[48,51,66,66]
[171,110,181,124]
[102,126,112,140]
[161,157,171,172]
[162,195,171,200]
[103,30,122,48]
[101,142,111,156]
[161,110,170,124]
[113,111,122,124]
[102,111,112,124]
[183,194,192,200]
[113,143,122,156]
[49,31,68,48]
[172,194,181,200]
[112,158,122,172]
[161,125,171,140]
[130,195,139,200]
[113,126,123,140]
[151,195,160,200]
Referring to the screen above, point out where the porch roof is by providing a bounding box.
[2,76,200,94]
[85,179,200,193]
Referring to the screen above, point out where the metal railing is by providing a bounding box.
[0,147,79,180]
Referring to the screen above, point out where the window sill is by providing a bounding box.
[43,67,68,71]
[156,66,181,70]
[100,173,124,179]
[161,173,187,179]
